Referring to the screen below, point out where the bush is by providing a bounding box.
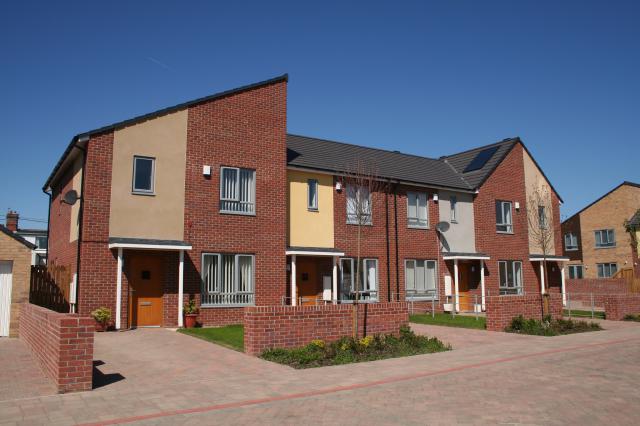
[90,307,111,325]
[623,314,640,322]
[260,326,450,368]
[505,315,602,336]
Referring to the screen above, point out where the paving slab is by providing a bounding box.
[0,338,57,402]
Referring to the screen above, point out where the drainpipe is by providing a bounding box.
[385,180,391,302]
[393,182,400,298]
[74,139,88,315]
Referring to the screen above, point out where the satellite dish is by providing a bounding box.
[435,221,450,233]
[62,190,80,205]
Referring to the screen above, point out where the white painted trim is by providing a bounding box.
[285,250,345,257]
[453,259,459,313]
[178,250,184,327]
[443,255,490,260]
[332,256,338,304]
[561,264,567,307]
[480,259,486,310]
[529,257,570,262]
[540,261,546,294]
[115,248,123,330]
[108,243,192,251]
[291,255,297,306]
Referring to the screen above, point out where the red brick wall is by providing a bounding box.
[601,294,640,320]
[561,215,582,261]
[48,163,79,273]
[19,303,94,393]
[182,80,288,326]
[566,278,629,295]
[485,294,563,331]
[244,302,409,355]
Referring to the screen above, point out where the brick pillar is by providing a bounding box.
[5,210,18,232]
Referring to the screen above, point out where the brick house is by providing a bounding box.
[0,224,36,337]
[561,182,640,279]
[44,75,566,329]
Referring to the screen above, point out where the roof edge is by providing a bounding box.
[562,181,640,224]
[0,224,37,250]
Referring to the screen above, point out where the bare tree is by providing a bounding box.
[526,181,555,317]
[342,158,387,337]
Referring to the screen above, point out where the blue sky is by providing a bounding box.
[1,0,638,228]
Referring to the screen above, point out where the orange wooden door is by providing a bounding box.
[458,263,471,312]
[129,254,163,327]
[297,258,320,305]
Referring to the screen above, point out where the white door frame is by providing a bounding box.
[0,261,14,337]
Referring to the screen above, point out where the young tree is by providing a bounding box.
[526,181,555,316]
[343,159,387,337]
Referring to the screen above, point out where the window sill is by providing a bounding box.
[346,222,373,226]
[496,230,514,235]
[595,246,616,249]
[408,225,429,230]
[131,191,155,196]
[200,303,255,308]
[565,248,578,252]
[307,208,319,212]
[220,210,256,216]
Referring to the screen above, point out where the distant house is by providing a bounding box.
[4,211,47,265]
[0,223,35,337]
[561,182,640,279]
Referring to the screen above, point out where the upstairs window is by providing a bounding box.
[307,179,318,211]
[499,260,523,295]
[564,233,578,251]
[346,185,372,225]
[595,229,615,248]
[538,205,548,229]
[407,192,428,228]
[597,263,617,278]
[496,200,513,233]
[450,195,458,223]
[220,167,255,214]
[132,156,155,194]
[35,236,48,250]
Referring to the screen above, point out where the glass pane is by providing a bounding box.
[577,267,583,279]
[418,193,428,223]
[495,201,503,224]
[308,180,317,209]
[610,264,617,276]
[202,254,219,293]
[425,261,436,291]
[134,158,153,191]
[506,261,514,287]
[503,202,512,225]
[365,260,377,291]
[499,262,507,287]
[341,259,353,297]
[346,185,357,223]
[415,260,425,291]
[407,193,417,219]
[222,168,238,200]
[513,262,522,288]
[237,256,253,293]
[595,231,602,246]
[222,255,235,293]
[238,169,254,213]
[405,261,415,291]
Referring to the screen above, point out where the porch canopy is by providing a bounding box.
[529,254,570,305]
[442,252,490,312]
[286,247,344,306]
[108,237,192,329]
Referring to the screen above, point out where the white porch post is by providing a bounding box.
[178,250,184,327]
[480,260,486,311]
[332,256,338,304]
[115,248,123,330]
[453,259,460,312]
[539,261,546,295]
[291,255,297,306]
[561,264,567,307]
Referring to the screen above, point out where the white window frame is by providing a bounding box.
[568,264,583,279]
[597,263,617,278]
[201,253,255,306]
[220,166,256,215]
[450,195,458,223]
[132,156,155,194]
[307,179,319,211]
[339,257,378,302]
[404,259,438,300]
[496,200,513,233]
[594,229,615,248]
[407,191,428,229]
[564,233,578,251]
[538,205,548,229]
[498,260,523,295]
[346,185,372,225]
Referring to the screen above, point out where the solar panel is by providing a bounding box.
[463,146,499,173]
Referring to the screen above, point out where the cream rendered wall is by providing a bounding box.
[288,170,334,248]
[69,155,83,242]
[109,110,188,240]
[438,190,476,254]
[523,150,556,255]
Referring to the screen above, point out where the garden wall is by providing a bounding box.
[244,302,409,356]
[19,303,94,393]
[566,278,628,298]
[600,294,640,320]
[485,294,563,332]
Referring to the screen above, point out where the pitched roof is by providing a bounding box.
[628,209,640,227]
[287,134,473,191]
[43,74,289,192]
[563,181,640,224]
[0,224,37,250]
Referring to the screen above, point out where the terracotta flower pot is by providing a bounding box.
[184,314,198,328]
[95,321,107,332]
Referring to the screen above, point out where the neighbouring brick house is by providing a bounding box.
[0,224,36,337]
[561,182,640,280]
[44,74,567,329]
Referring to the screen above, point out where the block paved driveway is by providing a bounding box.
[1,319,640,425]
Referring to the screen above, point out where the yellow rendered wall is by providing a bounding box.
[288,170,334,248]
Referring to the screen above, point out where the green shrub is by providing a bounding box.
[90,307,111,325]
[623,314,640,322]
[261,326,450,368]
[505,315,602,336]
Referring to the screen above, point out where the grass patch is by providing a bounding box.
[410,313,486,330]
[563,309,605,319]
[261,326,450,369]
[505,315,602,336]
[178,324,244,351]
[623,314,640,322]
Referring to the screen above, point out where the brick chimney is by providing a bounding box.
[5,210,18,232]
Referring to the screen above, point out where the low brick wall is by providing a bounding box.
[19,303,94,393]
[566,278,628,297]
[485,294,563,332]
[601,294,640,320]
[244,302,409,356]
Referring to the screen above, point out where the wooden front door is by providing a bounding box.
[296,257,321,305]
[129,254,163,327]
[458,263,471,312]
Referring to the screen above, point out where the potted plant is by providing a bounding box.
[183,300,199,328]
[91,307,112,332]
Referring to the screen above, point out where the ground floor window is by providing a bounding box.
[405,259,437,299]
[568,264,583,279]
[596,263,617,278]
[340,258,378,302]
[201,253,255,306]
[498,260,523,295]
